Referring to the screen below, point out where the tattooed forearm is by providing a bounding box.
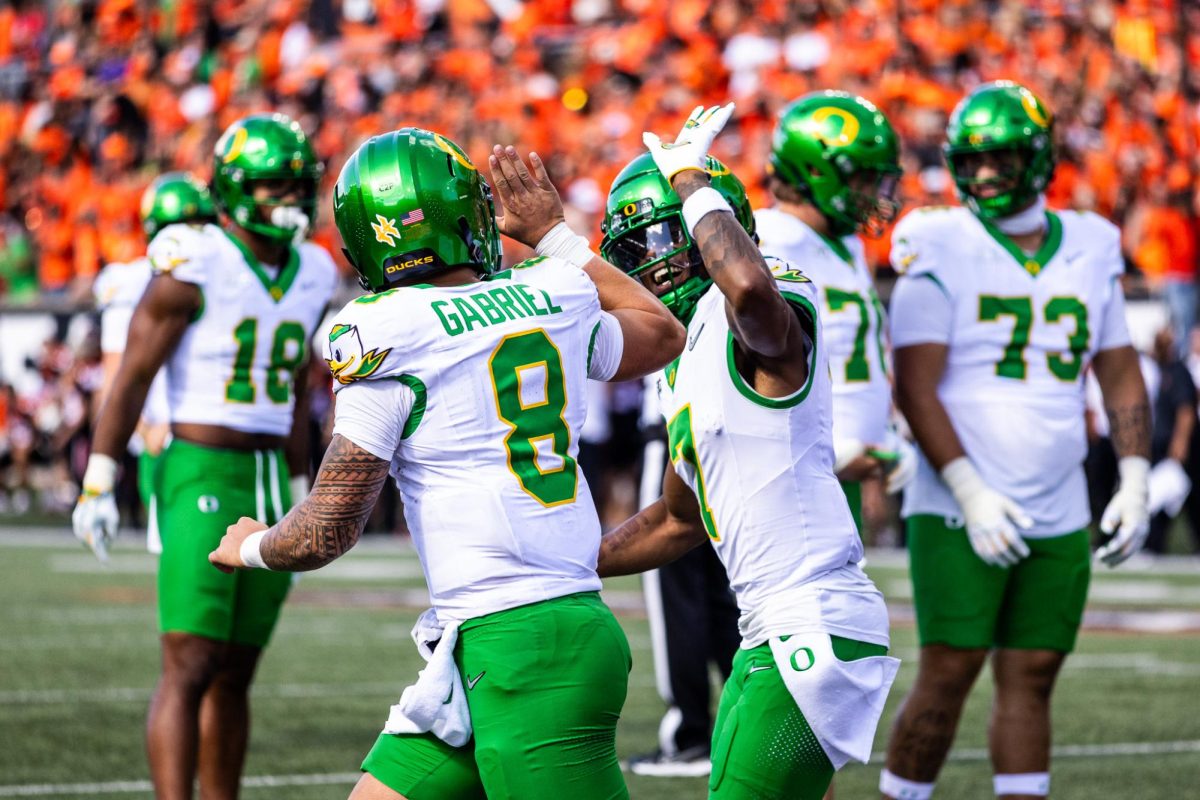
[260,434,391,571]
[673,171,772,290]
[1107,402,1152,460]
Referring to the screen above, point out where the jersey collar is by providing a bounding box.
[977,211,1063,278]
[814,229,854,266]
[222,229,300,302]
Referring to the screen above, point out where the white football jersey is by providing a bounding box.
[890,206,1132,536]
[146,223,338,436]
[324,257,624,624]
[755,208,890,446]
[654,274,889,648]
[93,258,169,427]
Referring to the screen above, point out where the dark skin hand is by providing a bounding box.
[671,170,810,398]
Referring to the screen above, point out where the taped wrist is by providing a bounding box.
[82,454,119,495]
[681,187,732,237]
[534,221,593,269]
[940,456,985,504]
[239,530,271,570]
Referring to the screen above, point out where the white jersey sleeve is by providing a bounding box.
[586,311,624,381]
[889,272,953,347]
[332,379,416,461]
[1085,215,1133,352]
[147,224,213,285]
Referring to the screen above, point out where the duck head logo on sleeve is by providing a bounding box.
[326,323,392,385]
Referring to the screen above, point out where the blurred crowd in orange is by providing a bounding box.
[0,0,1196,301]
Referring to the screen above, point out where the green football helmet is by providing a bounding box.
[600,153,755,323]
[140,172,216,239]
[212,113,322,242]
[943,81,1056,219]
[769,91,902,237]
[333,128,502,293]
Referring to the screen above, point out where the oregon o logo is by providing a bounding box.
[623,203,638,217]
[221,127,249,164]
[433,134,477,171]
[811,107,860,147]
[198,496,220,513]
[1019,90,1050,128]
[789,647,815,672]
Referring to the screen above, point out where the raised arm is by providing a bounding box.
[641,104,807,394]
[489,145,684,378]
[597,463,708,577]
[671,169,797,358]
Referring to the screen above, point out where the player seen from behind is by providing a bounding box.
[209,128,684,800]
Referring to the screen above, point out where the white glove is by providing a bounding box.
[642,103,735,181]
[833,438,866,474]
[72,454,120,563]
[883,431,918,495]
[941,457,1032,567]
[1097,456,1151,567]
[1147,457,1191,517]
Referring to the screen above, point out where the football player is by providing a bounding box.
[756,91,916,529]
[209,129,684,799]
[880,82,1151,800]
[73,114,339,800]
[92,172,216,545]
[596,105,899,800]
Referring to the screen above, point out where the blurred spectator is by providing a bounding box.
[0,0,1193,300]
[1144,326,1197,553]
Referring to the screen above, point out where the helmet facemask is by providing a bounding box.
[603,214,708,321]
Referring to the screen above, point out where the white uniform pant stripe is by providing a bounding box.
[638,439,674,705]
[267,451,283,523]
[254,451,266,523]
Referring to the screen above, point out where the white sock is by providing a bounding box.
[880,768,935,800]
[994,772,1050,797]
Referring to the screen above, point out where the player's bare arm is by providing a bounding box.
[92,274,201,459]
[1092,346,1151,460]
[489,144,684,377]
[209,434,390,573]
[597,465,707,577]
[893,343,967,470]
[673,169,802,362]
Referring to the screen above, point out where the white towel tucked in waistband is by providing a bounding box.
[768,633,900,770]
[382,608,472,747]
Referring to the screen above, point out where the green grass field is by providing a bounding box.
[2,530,1199,799]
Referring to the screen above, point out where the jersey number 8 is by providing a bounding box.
[488,329,578,507]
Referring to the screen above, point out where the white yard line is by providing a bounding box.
[3,741,1199,795]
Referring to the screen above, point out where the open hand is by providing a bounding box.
[489,146,565,249]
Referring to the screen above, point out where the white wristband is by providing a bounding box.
[681,187,733,237]
[239,530,271,570]
[1117,456,1150,491]
[940,456,985,503]
[82,453,119,494]
[534,221,593,269]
